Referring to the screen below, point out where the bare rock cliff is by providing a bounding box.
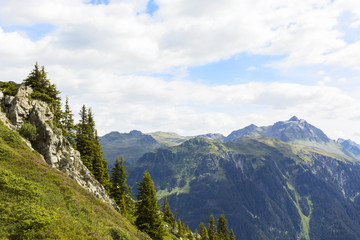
[0,84,117,209]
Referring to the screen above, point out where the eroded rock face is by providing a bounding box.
[0,84,117,209]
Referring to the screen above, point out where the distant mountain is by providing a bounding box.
[128,136,360,240]
[100,130,162,166]
[225,116,330,143]
[197,133,225,141]
[338,138,360,160]
[148,131,191,147]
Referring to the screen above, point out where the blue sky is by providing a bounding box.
[0,0,360,142]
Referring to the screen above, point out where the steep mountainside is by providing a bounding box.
[0,119,148,239]
[128,136,360,240]
[1,85,115,207]
[100,130,162,166]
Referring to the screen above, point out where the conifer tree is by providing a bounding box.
[194,229,199,240]
[199,222,209,240]
[208,214,217,240]
[76,105,93,170]
[229,229,235,240]
[23,63,62,123]
[217,214,230,240]
[110,156,133,216]
[135,171,164,240]
[62,97,76,146]
[162,195,175,226]
[177,218,185,238]
[75,105,110,190]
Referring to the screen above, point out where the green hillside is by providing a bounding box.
[128,136,360,240]
[148,131,191,147]
[0,120,149,240]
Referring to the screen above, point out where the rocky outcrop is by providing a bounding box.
[0,84,117,209]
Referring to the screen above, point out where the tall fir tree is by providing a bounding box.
[76,105,93,170]
[177,218,186,238]
[110,156,133,216]
[75,105,110,190]
[229,229,235,240]
[217,214,230,240]
[135,171,164,240]
[162,195,175,226]
[199,222,209,240]
[23,63,62,123]
[62,97,76,146]
[208,214,217,240]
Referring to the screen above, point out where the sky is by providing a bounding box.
[1,0,360,142]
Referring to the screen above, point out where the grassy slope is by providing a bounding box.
[0,121,150,240]
[148,132,191,147]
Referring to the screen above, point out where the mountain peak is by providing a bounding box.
[129,130,143,136]
[289,116,299,121]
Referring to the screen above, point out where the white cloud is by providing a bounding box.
[1,0,360,143]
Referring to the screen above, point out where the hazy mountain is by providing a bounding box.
[338,138,360,160]
[100,130,162,166]
[225,116,330,143]
[128,135,360,240]
[148,131,191,147]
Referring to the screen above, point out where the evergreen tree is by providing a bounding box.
[110,156,133,216]
[177,218,185,238]
[162,195,175,226]
[75,105,110,190]
[135,171,164,239]
[208,214,217,240]
[194,229,199,240]
[76,105,93,170]
[23,63,62,123]
[217,214,230,240]
[62,97,76,146]
[199,222,209,240]
[229,229,235,240]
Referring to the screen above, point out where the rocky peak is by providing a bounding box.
[289,116,299,121]
[0,84,117,209]
[225,116,330,143]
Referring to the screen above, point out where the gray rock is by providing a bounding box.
[0,84,118,210]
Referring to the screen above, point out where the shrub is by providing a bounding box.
[109,227,131,240]
[19,122,38,142]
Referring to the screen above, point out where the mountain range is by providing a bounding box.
[101,116,360,240]
[101,116,360,165]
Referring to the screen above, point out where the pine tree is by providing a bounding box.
[23,63,62,123]
[217,214,230,240]
[62,97,76,146]
[229,229,235,240]
[162,195,175,226]
[76,105,93,170]
[199,222,209,240]
[208,214,217,240]
[177,218,185,238]
[135,171,164,240]
[110,156,133,216]
[194,229,199,240]
[75,105,110,190]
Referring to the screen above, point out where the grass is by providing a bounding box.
[0,120,150,240]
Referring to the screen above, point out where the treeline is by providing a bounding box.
[3,63,236,240]
[110,156,236,240]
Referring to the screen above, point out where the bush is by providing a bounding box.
[110,227,131,240]
[19,122,38,142]
[0,81,18,96]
